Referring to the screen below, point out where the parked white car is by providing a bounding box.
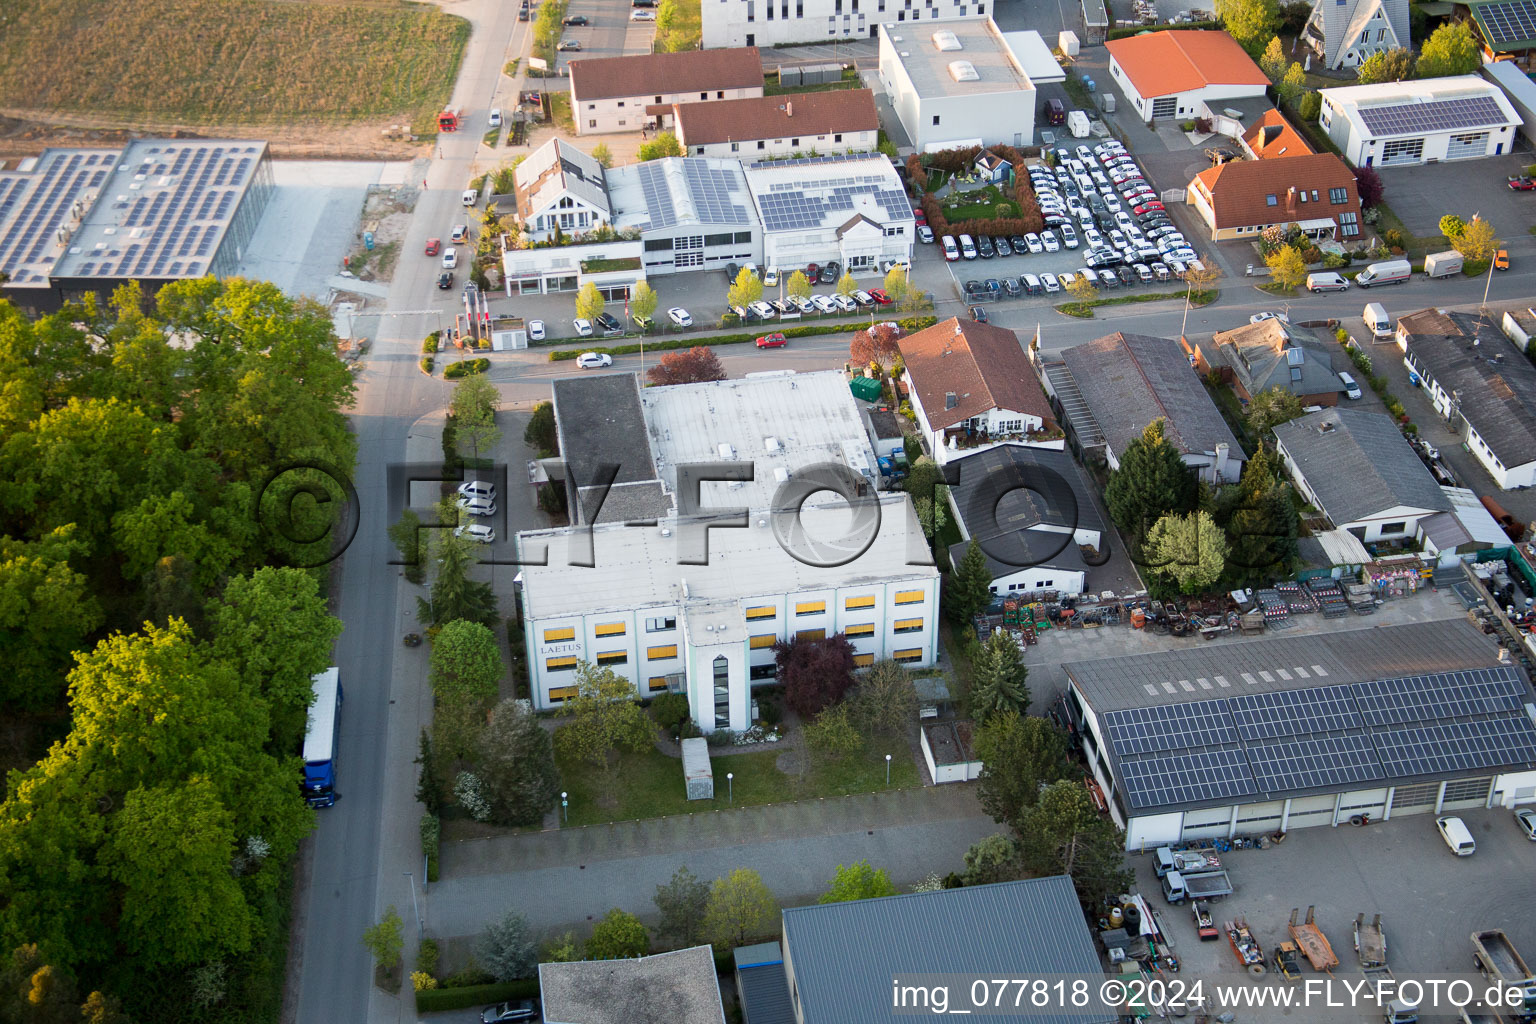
[667,306,693,327]
[576,351,612,369]
[455,524,496,544]
[572,318,594,337]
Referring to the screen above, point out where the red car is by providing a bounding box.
[1509,176,1536,191]
[755,332,787,348]
[1133,202,1165,217]
[805,263,820,281]
[868,288,891,304]
[425,237,442,256]
[913,206,927,224]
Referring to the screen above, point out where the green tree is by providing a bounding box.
[1265,244,1308,290]
[844,659,919,737]
[703,869,777,949]
[883,265,911,304]
[903,455,946,509]
[586,909,649,960]
[1217,0,1280,55]
[962,833,1023,886]
[727,267,764,310]
[631,280,659,322]
[575,282,606,322]
[1145,509,1228,596]
[913,492,950,541]
[818,861,898,903]
[1452,215,1499,261]
[525,400,559,457]
[835,272,858,297]
[419,498,499,627]
[451,372,501,461]
[637,131,684,161]
[1439,213,1466,240]
[206,565,343,754]
[1014,781,1133,907]
[804,703,863,760]
[553,661,656,773]
[1259,36,1287,82]
[1298,89,1322,121]
[476,909,537,981]
[948,540,995,625]
[429,619,503,704]
[389,508,427,584]
[787,270,812,300]
[967,628,1030,722]
[1104,419,1198,541]
[1215,457,1300,587]
[477,699,561,826]
[973,711,1071,829]
[1245,386,1304,436]
[1417,20,1481,78]
[1278,62,1307,106]
[0,528,103,710]
[654,865,712,947]
[1357,47,1414,84]
[591,142,614,168]
[362,906,405,975]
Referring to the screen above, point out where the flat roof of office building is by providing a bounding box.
[0,148,121,288]
[880,18,1037,99]
[606,157,756,232]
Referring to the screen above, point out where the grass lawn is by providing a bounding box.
[1258,282,1298,296]
[940,185,1016,220]
[0,0,468,125]
[555,741,920,827]
[550,92,575,134]
[653,0,703,53]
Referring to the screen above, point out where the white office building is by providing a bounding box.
[1319,76,1521,167]
[521,371,938,733]
[744,155,913,274]
[878,20,1048,151]
[606,157,762,276]
[702,0,984,50]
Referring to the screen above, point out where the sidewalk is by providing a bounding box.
[428,784,997,936]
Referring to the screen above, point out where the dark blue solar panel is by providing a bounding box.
[1102,700,1236,756]
[1230,686,1363,741]
[1374,715,1536,777]
[1353,668,1524,727]
[1119,748,1256,810]
[1246,734,1382,792]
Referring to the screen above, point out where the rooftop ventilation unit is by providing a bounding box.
[933,30,962,50]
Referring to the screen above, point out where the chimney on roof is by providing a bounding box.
[946,392,958,409]
[786,101,793,117]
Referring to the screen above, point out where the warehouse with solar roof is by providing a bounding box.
[1318,76,1520,166]
[1063,619,1536,847]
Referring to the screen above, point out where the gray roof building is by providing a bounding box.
[539,945,726,1024]
[1207,320,1344,402]
[733,943,794,1024]
[1272,407,1450,527]
[781,878,1113,1024]
[1056,332,1245,484]
[551,374,670,525]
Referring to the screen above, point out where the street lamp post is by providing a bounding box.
[727,772,734,804]
[403,872,423,941]
[561,790,568,824]
[885,753,892,786]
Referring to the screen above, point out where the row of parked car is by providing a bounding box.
[962,260,1176,302]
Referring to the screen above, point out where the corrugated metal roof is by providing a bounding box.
[1272,407,1450,525]
[736,961,795,1024]
[781,878,1112,1024]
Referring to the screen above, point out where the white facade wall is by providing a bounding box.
[577,85,764,135]
[522,194,610,243]
[760,218,913,275]
[703,0,979,50]
[1320,89,1519,167]
[524,579,939,732]
[639,224,762,277]
[879,31,1036,151]
[1401,349,1536,490]
[987,563,1086,597]
[687,128,879,159]
[502,240,644,295]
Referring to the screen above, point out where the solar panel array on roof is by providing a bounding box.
[1104,665,1536,810]
[0,150,116,283]
[754,174,910,232]
[681,161,750,224]
[1356,95,1508,136]
[1475,0,1536,46]
[635,162,678,229]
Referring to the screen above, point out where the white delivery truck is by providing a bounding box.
[1424,250,1464,278]
[1355,258,1411,287]
[1363,302,1392,338]
[1067,110,1091,138]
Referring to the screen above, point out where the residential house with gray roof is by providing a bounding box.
[1199,319,1346,406]
[1051,332,1245,483]
[1273,407,1450,544]
[1301,0,1409,70]
[780,878,1113,1024]
[512,138,612,243]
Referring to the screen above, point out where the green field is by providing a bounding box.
[0,0,469,125]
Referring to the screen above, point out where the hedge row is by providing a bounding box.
[548,316,939,361]
[443,357,491,379]
[415,978,540,1013]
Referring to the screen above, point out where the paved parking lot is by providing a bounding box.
[1135,806,1536,1022]
[1373,154,1536,238]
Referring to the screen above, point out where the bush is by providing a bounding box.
[416,980,539,1013]
[651,692,691,731]
[441,966,498,989]
[416,937,440,977]
[757,694,783,728]
[1383,229,1405,249]
[412,971,439,992]
[422,333,440,353]
[420,356,434,373]
[443,357,491,379]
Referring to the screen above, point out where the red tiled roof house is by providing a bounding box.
[1104,30,1268,123]
[671,90,878,159]
[569,48,764,136]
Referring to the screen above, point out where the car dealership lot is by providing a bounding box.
[1134,807,1536,1022]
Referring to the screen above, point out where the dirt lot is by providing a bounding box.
[343,188,422,283]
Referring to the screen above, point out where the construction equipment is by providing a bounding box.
[1356,913,1388,971]
[1192,900,1219,941]
[437,107,462,132]
[1227,917,1266,974]
[1289,906,1340,972]
[1273,941,1303,980]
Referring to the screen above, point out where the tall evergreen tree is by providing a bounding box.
[1104,419,1198,542]
[947,540,994,625]
[967,629,1029,723]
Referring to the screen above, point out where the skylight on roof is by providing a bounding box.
[948,60,979,82]
[932,30,962,50]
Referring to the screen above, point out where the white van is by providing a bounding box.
[1338,370,1363,400]
[1436,815,1476,856]
[959,234,978,260]
[942,235,959,261]
[461,188,479,206]
[1307,271,1348,292]
[1355,258,1411,288]
[1363,302,1392,338]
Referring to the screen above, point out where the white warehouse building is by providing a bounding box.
[744,154,914,275]
[878,20,1055,152]
[520,370,938,733]
[1319,76,1521,167]
[702,0,983,50]
[1063,620,1536,848]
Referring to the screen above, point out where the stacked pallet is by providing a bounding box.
[1306,578,1350,618]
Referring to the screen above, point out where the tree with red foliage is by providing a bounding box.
[850,323,902,367]
[645,346,727,387]
[774,632,857,717]
[1353,167,1384,210]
